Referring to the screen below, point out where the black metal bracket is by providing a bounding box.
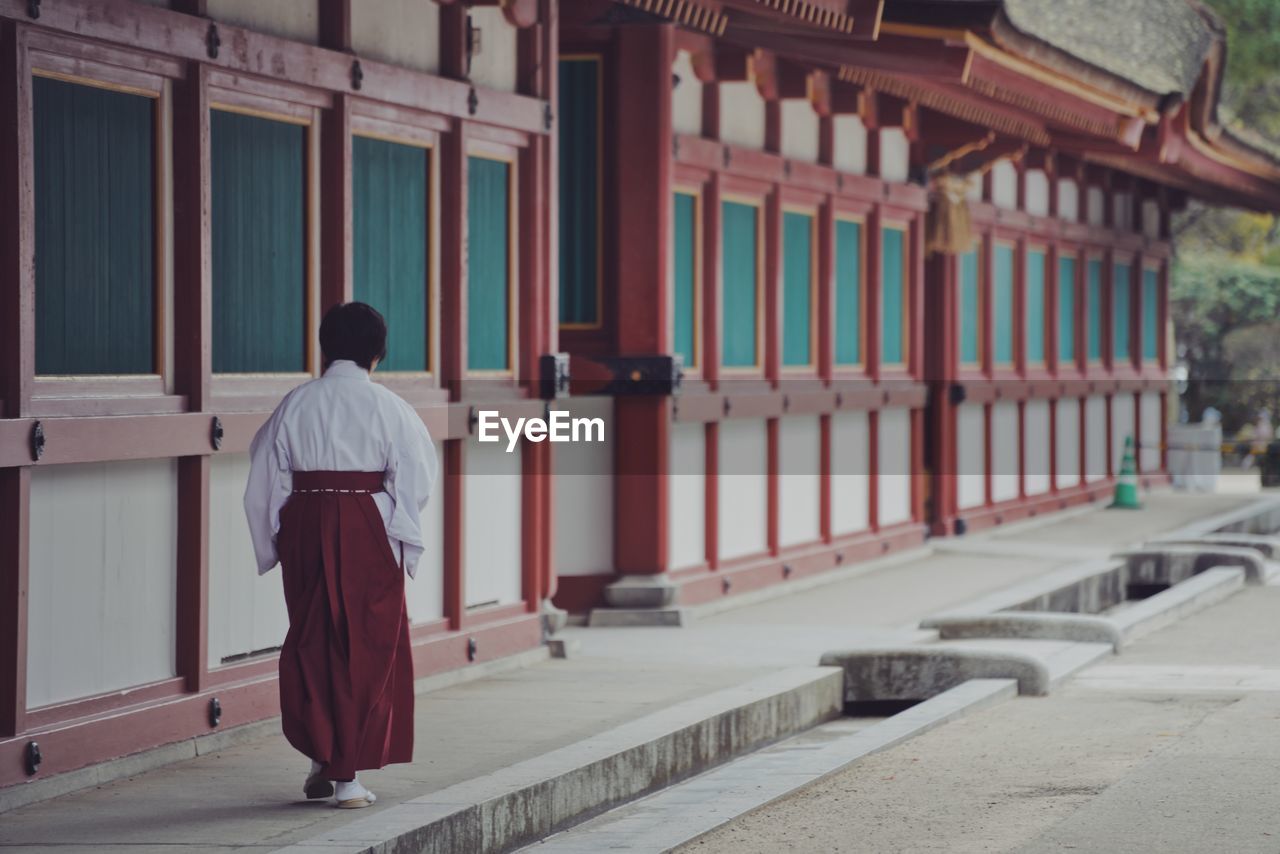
[467,86,479,116]
[467,637,478,662]
[30,421,44,462]
[206,23,221,60]
[954,518,968,536]
[26,0,39,19]
[25,741,40,776]
[722,147,732,168]
[208,697,222,728]
[210,416,224,451]
[468,406,479,434]
[539,353,570,400]
[948,383,967,406]
[543,102,553,131]
[350,59,364,91]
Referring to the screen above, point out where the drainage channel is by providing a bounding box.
[519,680,1015,853]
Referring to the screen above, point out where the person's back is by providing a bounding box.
[244,302,436,809]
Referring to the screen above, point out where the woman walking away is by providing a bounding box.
[244,302,437,808]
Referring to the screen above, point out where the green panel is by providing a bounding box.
[834,220,862,365]
[881,227,906,365]
[673,192,697,368]
[721,201,758,367]
[211,110,305,373]
[1113,262,1131,361]
[33,77,154,375]
[1058,256,1076,363]
[1025,249,1046,364]
[558,58,600,326]
[1142,268,1159,361]
[782,212,813,366]
[958,249,980,365]
[994,244,1015,365]
[1087,259,1103,360]
[468,157,511,371]
[353,136,428,372]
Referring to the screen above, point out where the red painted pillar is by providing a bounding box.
[607,24,676,609]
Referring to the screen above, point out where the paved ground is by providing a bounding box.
[0,488,1261,852]
[683,572,1280,853]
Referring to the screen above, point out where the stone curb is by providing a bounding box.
[818,647,1051,698]
[922,612,1123,649]
[1150,532,1280,559]
[1115,544,1270,585]
[270,667,843,854]
[522,679,1019,853]
[1109,566,1245,645]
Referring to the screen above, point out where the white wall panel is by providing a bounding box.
[555,399,614,577]
[406,443,445,624]
[1024,169,1049,216]
[878,128,909,183]
[780,100,819,163]
[832,115,867,175]
[1086,186,1105,226]
[877,408,912,526]
[28,460,178,707]
[208,454,289,668]
[351,0,440,74]
[1142,199,1162,240]
[1024,400,1051,495]
[831,411,870,535]
[1085,395,1108,481]
[1111,392,1136,473]
[1057,178,1079,222]
[467,7,518,93]
[1140,392,1163,472]
[465,437,523,608]
[991,160,1018,209]
[956,403,986,510]
[719,81,766,150]
[672,50,703,137]
[991,401,1020,502]
[718,419,768,560]
[668,422,706,571]
[1055,398,1082,489]
[778,416,821,547]
[207,0,318,43]
[1112,192,1133,231]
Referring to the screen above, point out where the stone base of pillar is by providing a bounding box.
[587,575,684,627]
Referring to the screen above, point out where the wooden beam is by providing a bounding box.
[169,0,207,15]
[173,62,211,412]
[829,80,863,116]
[849,0,884,39]
[945,136,1026,176]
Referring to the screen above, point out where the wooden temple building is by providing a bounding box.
[3,0,1279,790]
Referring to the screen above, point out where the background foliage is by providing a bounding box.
[1173,1,1280,434]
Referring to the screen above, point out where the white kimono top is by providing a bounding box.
[243,360,438,578]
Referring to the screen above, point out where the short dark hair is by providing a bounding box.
[319,302,388,370]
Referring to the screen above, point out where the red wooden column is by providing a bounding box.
[319,92,354,309]
[865,204,882,530]
[173,62,213,693]
[0,21,32,421]
[909,211,926,523]
[703,172,723,569]
[763,188,781,556]
[606,23,676,610]
[0,21,32,736]
[518,0,555,617]
[925,251,957,535]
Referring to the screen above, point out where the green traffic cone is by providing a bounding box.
[1109,435,1142,509]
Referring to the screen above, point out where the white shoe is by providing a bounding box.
[334,778,377,809]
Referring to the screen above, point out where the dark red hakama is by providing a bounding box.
[276,470,415,780]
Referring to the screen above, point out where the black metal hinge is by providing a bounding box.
[30,421,44,462]
[539,353,570,400]
[206,22,221,60]
[350,59,364,91]
[210,416,224,451]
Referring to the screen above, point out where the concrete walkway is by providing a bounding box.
[683,568,1280,854]
[0,489,1262,852]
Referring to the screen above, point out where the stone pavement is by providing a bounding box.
[0,489,1262,853]
[681,548,1280,853]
